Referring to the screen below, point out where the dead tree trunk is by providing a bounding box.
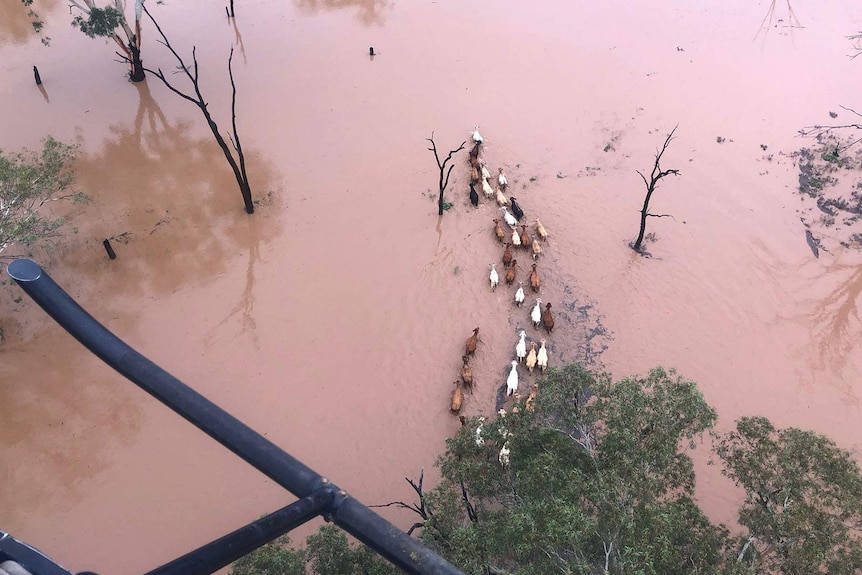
[632,126,680,253]
[111,16,145,82]
[140,5,255,214]
[427,133,465,216]
[129,19,145,82]
[128,39,145,82]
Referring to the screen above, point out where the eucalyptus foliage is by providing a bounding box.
[229,526,397,575]
[716,416,862,575]
[230,535,304,575]
[20,0,48,43]
[230,365,862,575]
[0,138,83,262]
[72,6,124,38]
[423,365,727,575]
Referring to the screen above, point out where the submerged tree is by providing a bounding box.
[427,133,465,216]
[24,1,257,214]
[632,126,680,254]
[138,5,255,214]
[0,138,85,264]
[21,0,146,81]
[73,0,145,81]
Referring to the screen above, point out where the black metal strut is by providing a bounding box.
[143,490,334,575]
[6,259,464,575]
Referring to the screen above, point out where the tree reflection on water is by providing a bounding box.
[293,0,391,26]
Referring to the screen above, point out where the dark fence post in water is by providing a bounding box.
[102,239,117,260]
[5,258,465,575]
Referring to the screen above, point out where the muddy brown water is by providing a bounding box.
[2,0,862,572]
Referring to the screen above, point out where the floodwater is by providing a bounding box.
[1,0,861,572]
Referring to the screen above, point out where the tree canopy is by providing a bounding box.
[421,365,727,575]
[71,5,124,38]
[0,138,83,263]
[716,416,862,575]
[229,364,862,575]
[229,526,398,575]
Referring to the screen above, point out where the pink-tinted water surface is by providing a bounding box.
[1,0,861,572]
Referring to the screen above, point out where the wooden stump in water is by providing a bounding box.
[103,239,117,260]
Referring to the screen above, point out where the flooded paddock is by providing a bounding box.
[1,0,861,572]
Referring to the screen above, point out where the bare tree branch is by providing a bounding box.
[111,33,133,60]
[369,470,433,527]
[427,133,466,216]
[849,32,862,59]
[632,126,680,253]
[798,106,862,138]
[368,500,425,515]
[139,4,255,214]
[637,170,650,189]
[839,105,862,118]
[228,46,250,188]
[799,124,862,137]
[460,478,478,523]
[798,108,862,153]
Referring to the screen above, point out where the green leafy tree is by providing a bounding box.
[420,365,728,575]
[305,526,399,574]
[229,526,397,575]
[716,416,862,575]
[0,138,84,264]
[230,536,304,575]
[22,0,145,81]
[72,0,145,82]
[229,364,862,575]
